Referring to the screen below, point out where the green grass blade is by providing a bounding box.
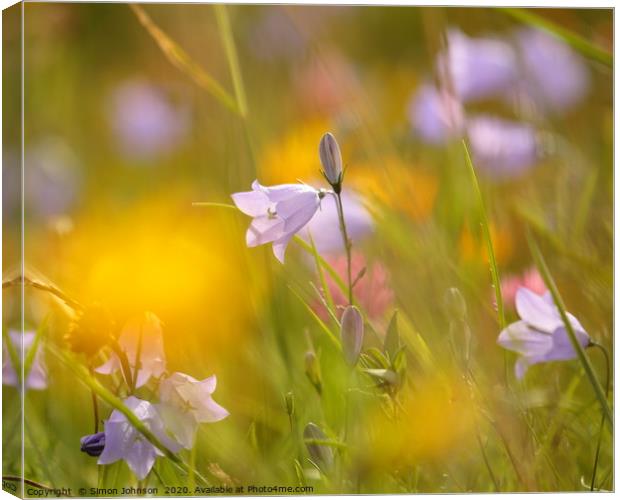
[214,4,248,118]
[129,4,240,115]
[527,232,612,430]
[499,7,612,67]
[307,231,337,320]
[288,286,341,351]
[462,140,506,329]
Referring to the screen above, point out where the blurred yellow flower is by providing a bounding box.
[358,372,475,470]
[352,158,439,223]
[53,188,269,366]
[259,120,330,185]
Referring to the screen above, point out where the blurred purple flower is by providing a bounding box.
[232,180,325,263]
[408,83,465,144]
[437,29,517,102]
[301,188,372,255]
[497,288,591,379]
[24,137,82,217]
[98,396,180,480]
[3,330,47,390]
[157,372,229,449]
[108,80,189,161]
[467,115,539,179]
[80,432,106,457]
[515,28,590,113]
[96,312,166,389]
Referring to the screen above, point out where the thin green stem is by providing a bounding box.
[462,140,505,330]
[214,5,247,118]
[214,4,257,172]
[527,232,612,430]
[129,4,240,115]
[90,366,100,433]
[590,342,610,491]
[334,192,353,304]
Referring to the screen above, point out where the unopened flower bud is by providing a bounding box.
[285,391,295,418]
[304,422,334,469]
[80,432,105,457]
[341,305,364,366]
[304,351,322,394]
[319,132,343,188]
[444,287,467,320]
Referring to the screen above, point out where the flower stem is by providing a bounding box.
[90,366,100,433]
[334,192,353,305]
[589,342,610,491]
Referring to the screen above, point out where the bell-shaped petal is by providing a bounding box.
[98,396,180,480]
[158,372,229,449]
[232,180,324,263]
[497,286,591,379]
[95,312,166,389]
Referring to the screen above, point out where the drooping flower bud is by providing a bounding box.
[340,305,364,366]
[304,351,322,394]
[80,432,106,457]
[319,132,343,189]
[303,422,334,469]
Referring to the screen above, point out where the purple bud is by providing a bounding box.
[319,132,343,187]
[80,432,105,457]
[340,305,364,366]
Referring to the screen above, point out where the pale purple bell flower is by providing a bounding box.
[231,180,326,263]
[3,330,47,390]
[466,115,539,179]
[408,83,465,144]
[300,188,373,255]
[515,28,590,113]
[498,287,591,379]
[157,372,229,449]
[437,29,518,102]
[98,396,181,480]
[96,312,166,389]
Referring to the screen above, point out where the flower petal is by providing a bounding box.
[246,216,286,247]
[231,190,270,217]
[497,320,553,356]
[272,233,294,263]
[515,287,561,332]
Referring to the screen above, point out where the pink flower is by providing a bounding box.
[500,267,547,308]
[315,252,393,322]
